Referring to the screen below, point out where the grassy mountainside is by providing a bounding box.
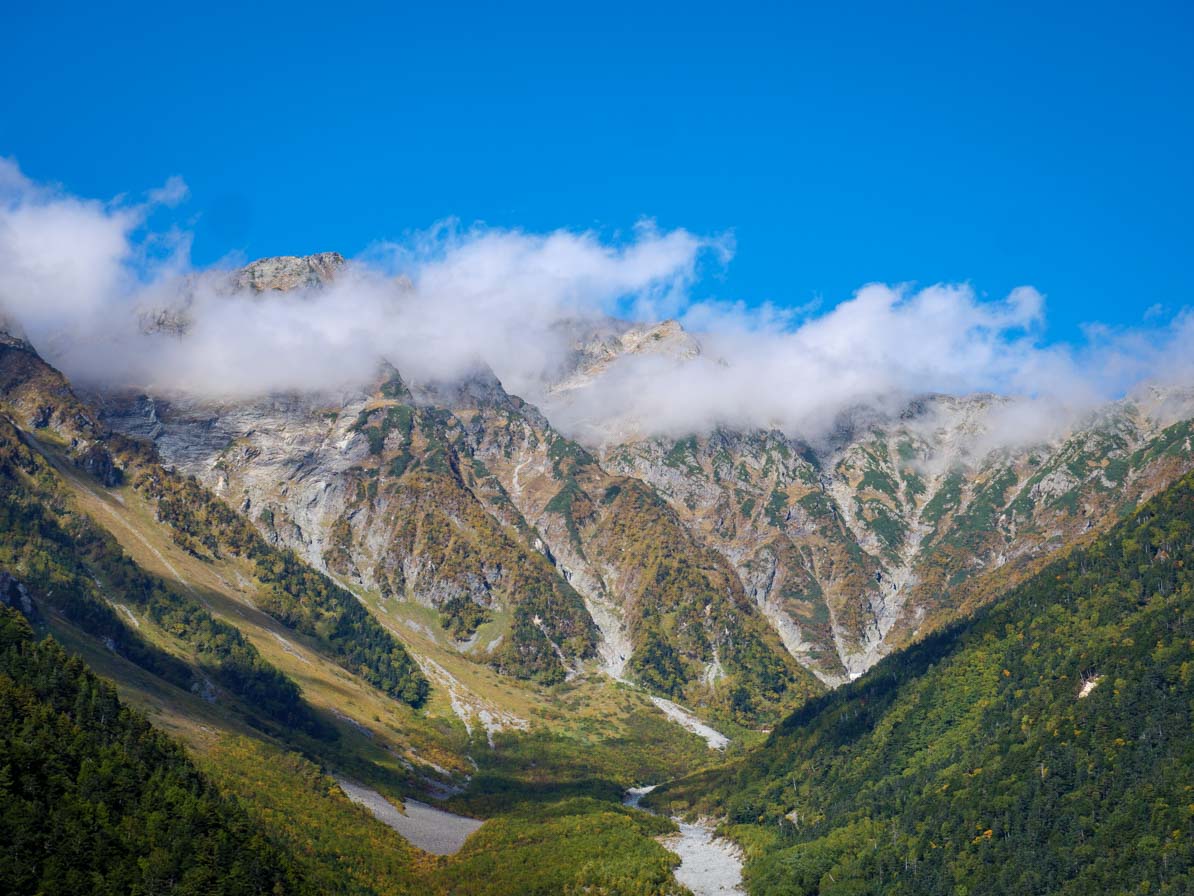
[0,332,428,708]
[127,454,430,706]
[0,415,332,739]
[652,471,1194,895]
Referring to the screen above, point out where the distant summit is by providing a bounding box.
[231,252,345,293]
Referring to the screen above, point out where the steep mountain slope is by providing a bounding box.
[89,256,1194,714]
[450,396,820,723]
[0,323,734,893]
[556,320,1194,679]
[651,469,1194,895]
[0,332,429,710]
[601,428,868,686]
[95,341,823,726]
[1,319,732,753]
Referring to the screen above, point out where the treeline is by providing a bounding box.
[119,446,428,706]
[656,471,1194,895]
[0,605,302,894]
[0,422,327,736]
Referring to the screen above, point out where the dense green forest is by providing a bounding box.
[654,472,1194,894]
[0,604,301,895]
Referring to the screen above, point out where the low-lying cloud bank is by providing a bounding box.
[1,159,1191,446]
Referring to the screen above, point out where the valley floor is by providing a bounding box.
[337,779,483,856]
[625,785,746,896]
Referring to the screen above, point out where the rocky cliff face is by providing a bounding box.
[578,335,1194,680]
[230,252,345,292]
[89,255,1194,718]
[95,358,820,722]
[0,329,124,485]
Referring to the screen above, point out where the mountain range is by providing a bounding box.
[2,253,1192,894]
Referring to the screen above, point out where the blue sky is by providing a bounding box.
[3,0,1192,344]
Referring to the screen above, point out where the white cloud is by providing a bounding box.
[147,175,189,207]
[0,160,1190,449]
[539,282,1081,443]
[0,159,188,343]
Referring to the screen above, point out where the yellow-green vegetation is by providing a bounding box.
[435,798,683,896]
[0,419,329,739]
[451,689,722,817]
[0,330,431,715]
[39,460,466,787]
[654,471,1194,895]
[357,572,725,787]
[200,736,429,896]
[119,449,429,707]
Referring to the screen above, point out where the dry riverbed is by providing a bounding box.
[337,779,482,855]
[624,785,745,895]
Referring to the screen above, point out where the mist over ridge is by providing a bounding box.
[3,157,1192,450]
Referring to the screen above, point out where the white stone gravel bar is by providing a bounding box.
[337,778,482,855]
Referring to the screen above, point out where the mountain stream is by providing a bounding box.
[624,785,746,895]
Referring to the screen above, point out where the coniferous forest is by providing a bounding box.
[0,604,300,894]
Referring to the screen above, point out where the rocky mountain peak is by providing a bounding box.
[409,363,516,410]
[551,318,701,395]
[617,319,699,358]
[231,252,346,293]
[0,325,32,351]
